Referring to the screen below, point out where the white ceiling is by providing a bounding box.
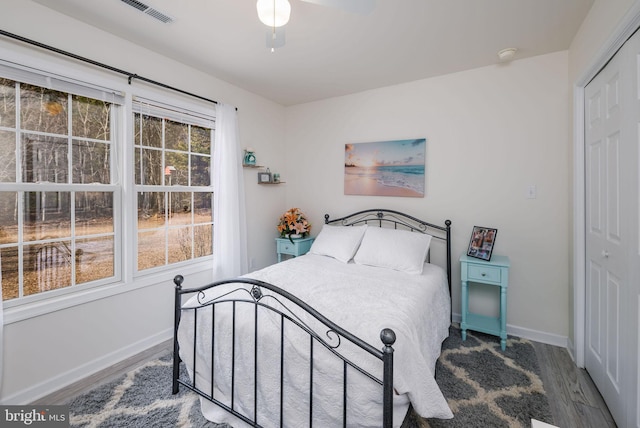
[33,0,594,106]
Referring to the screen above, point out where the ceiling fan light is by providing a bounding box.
[257,0,291,27]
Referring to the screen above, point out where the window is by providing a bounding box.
[0,61,215,308]
[133,100,214,272]
[0,75,121,302]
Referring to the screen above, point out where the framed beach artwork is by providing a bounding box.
[344,139,426,197]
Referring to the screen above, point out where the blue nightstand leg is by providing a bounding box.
[461,280,468,341]
[500,286,507,351]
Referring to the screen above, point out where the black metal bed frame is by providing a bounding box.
[172,209,452,428]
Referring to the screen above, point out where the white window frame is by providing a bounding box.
[0,64,124,310]
[132,97,215,275]
[0,47,217,324]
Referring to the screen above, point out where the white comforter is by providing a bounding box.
[178,254,453,427]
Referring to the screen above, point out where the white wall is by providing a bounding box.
[284,51,570,343]
[0,0,285,403]
[569,0,636,81]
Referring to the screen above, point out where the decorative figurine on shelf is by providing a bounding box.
[243,148,256,166]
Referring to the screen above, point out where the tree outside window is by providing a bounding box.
[0,78,117,301]
[134,111,213,272]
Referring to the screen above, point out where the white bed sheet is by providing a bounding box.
[178,254,453,427]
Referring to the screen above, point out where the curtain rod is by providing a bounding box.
[0,29,220,107]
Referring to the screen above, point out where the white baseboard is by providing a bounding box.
[1,328,173,405]
[452,313,568,348]
[566,337,578,366]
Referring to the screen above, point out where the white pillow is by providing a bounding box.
[308,224,368,263]
[353,227,432,275]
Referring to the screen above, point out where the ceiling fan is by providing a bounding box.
[256,0,377,51]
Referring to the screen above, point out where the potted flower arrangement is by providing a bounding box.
[277,207,311,243]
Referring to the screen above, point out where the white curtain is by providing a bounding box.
[213,103,248,279]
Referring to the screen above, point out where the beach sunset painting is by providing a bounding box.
[344,138,426,197]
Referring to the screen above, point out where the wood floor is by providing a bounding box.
[35,339,617,427]
[532,341,617,428]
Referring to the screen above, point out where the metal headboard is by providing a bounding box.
[324,209,452,296]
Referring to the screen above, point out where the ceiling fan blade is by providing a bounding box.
[266,27,286,51]
[299,0,376,15]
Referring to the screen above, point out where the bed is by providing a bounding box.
[172,209,454,427]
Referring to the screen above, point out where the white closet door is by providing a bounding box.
[584,27,639,428]
[624,27,640,428]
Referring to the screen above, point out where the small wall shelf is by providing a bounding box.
[242,164,264,168]
[258,182,285,185]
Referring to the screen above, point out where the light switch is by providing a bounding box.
[527,185,537,199]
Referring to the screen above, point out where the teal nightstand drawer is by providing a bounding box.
[276,237,314,262]
[467,264,501,283]
[277,240,298,255]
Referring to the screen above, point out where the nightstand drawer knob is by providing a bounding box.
[467,264,501,282]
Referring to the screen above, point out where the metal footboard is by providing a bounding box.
[172,274,396,428]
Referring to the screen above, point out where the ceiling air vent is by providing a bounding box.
[120,0,174,24]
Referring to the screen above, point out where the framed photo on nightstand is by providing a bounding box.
[466,226,498,261]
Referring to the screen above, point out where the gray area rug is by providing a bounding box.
[67,327,553,427]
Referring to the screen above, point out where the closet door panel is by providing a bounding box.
[584,37,629,426]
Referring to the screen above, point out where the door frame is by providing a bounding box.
[573,2,640,367]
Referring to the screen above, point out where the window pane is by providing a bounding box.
[0,192,18,244]
[24,242,72,296]
[138,230,166,270]
[135,147,140,185]
[23,191,71,242]
[140,114,162,148]
[72,140,111,184]
[169,226,192,264]
[20,84,68,134]
[194,224,212,258]
[165,152,188,186]
[168,191,191,225]
[134,105,214,273]
[191,125,210,155]
[0,78,16,128]
[138,148,162,185]
[76,192,113,236]
[2,73,120,302]
[194,192,213,223]
[1,246,19,301]
[165,120,188,151]
[21,134,69,183]
[76,236,114,284]
[138,192,165,229]
[72,95,111,140]
[134,112,141,144]
[0,131,16,182]
[191,154,210,186]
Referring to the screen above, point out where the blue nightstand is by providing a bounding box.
[276,237,314,262]
[460,254,510,350]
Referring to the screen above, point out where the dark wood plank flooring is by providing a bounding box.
[35,339,617,427]
[532,341,617,428]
